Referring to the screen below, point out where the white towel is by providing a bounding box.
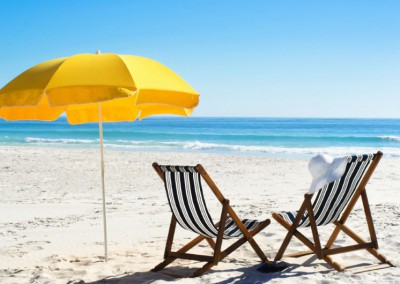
[308,154,348,194]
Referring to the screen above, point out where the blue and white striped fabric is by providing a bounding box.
[278,154,374,228]
[160,165,262,238]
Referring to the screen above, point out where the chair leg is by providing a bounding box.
[335,222,395,267]
[273,212,301,260]
[164,216,177,259]
[247,236,269,262]
[152,234,206,272]
[361,190,378,248]
[323,255,345,272]
[247,219,271,262]
[193,219,271,277]
[191,262,215,278]
[219,219,271,263]
[273,212,345,271]
[272,200,311,260]
[306,200,323,259]
[153,218,270,277]
[205,238,216,249]
[213,200,229,265]
[274,215,326,257]
[225,209,271,263]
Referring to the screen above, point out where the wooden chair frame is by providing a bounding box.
[151,163,271,277]
[273,151,395,273]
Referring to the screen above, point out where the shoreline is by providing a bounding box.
[0,146,398,283]
[1,144,400,160]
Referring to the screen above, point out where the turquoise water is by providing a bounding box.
[0,117,399,158]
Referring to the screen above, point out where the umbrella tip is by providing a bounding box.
[96,50,101,54]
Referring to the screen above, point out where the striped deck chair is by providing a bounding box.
[151,163,271,277]
[273,151,395,273]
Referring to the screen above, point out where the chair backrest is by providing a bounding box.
[159,165,220,238]
[300,154,376,227]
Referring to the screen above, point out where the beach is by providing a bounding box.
[1,0,399,282]
[0,146,398,283]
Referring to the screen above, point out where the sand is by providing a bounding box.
[0,146,398,283]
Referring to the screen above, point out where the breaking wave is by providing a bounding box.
[16,137,400,158]
[379,136,400,142]
[25,137,96,144]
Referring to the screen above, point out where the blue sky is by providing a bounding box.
[0,0,399,118]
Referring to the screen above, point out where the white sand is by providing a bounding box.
[0,146,398,283]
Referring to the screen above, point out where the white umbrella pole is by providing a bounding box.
[98,103,108,262]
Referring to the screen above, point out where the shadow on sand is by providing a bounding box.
[74,258,333,284]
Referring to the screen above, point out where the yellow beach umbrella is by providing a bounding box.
[0,52,199,261]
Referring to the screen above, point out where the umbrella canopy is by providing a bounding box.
[0,52,200,261]
[0,53,199,122]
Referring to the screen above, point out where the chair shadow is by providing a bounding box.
[71,270,177,284]
[76,258,333,284]
[213,262,329,284]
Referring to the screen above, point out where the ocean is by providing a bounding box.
[0,117,399,158]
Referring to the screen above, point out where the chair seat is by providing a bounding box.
[277,211,308,228]
[222,218,263,238]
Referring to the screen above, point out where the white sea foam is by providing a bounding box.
[160,141,400,157]
[25,137,96,144]
[104,143,167,149]
[379,136,400,142]
[22,138,400,157]
[116,140,152,145]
